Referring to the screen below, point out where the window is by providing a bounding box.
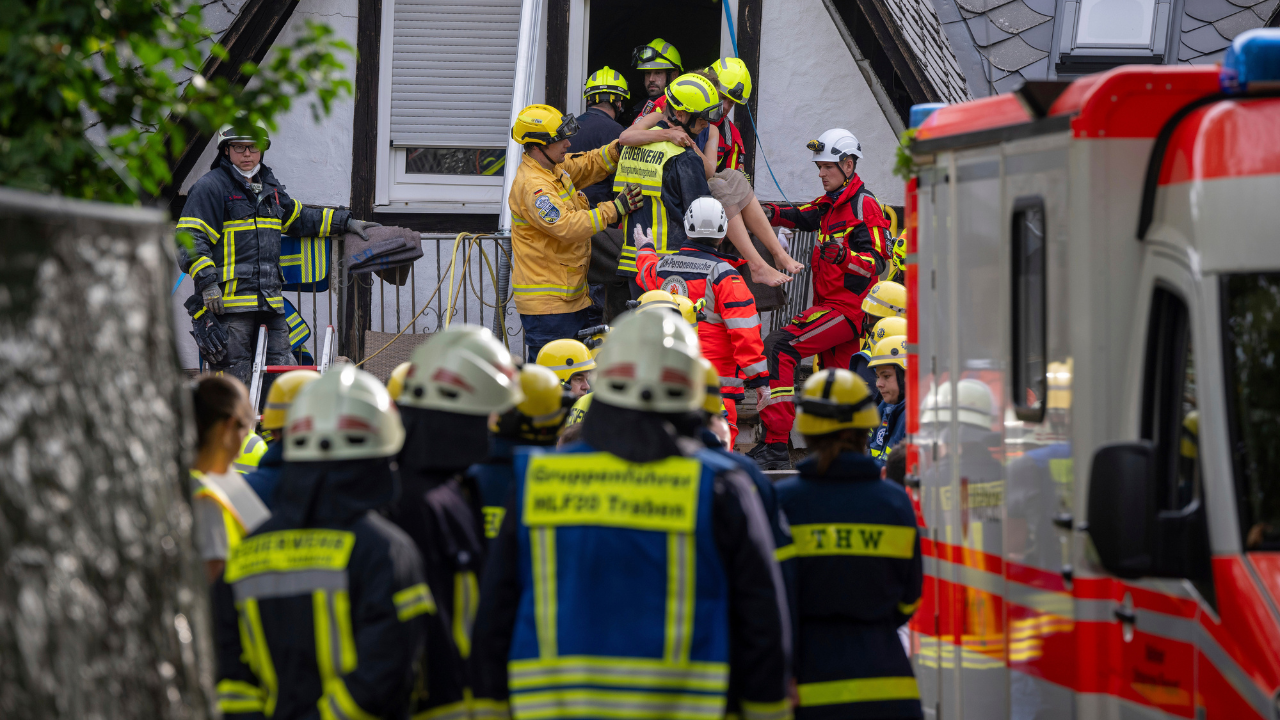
[405,148,506,176]
[1141,287,1198,512]
[1221,273,1280,550]
[1056,0,1172,73]
[1011,197,1047,423]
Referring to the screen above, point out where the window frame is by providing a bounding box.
[1010,195,1048,424]
[1055,0,1173,73]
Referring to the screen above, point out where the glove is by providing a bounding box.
[346,218,382,241]
[817,241,848,265]
[184,295,228,363]
[632,224,655,252]
[612,183,644,217]
[201,283,224,315]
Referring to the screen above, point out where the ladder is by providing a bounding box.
[248,324,336,416]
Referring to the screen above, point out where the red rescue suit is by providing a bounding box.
[759,176,892,444]
[697,118,747,175]
[636,241,769,446]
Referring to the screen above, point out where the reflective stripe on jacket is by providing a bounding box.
[509,143,621,315]
[635,242,768,400]
[177,155,351,314]
[617,121,713,277]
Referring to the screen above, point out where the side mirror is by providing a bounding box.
[1086,442,1157,579]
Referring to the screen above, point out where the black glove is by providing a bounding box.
[346,218,382,241]
[612,183,644,217]
[817,241,848,265]
[185,295,228,363]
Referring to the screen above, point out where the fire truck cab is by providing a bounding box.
[904,29,1280,720]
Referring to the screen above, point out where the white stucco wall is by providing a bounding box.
[755,0,903,206]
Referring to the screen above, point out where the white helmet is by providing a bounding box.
[923,379,995,430]
[807,128,862,163]
[684,196,728,240]
[215,121,272,151]
[398,325,522,415]
[594,310,705,413]
[284,365,405,461]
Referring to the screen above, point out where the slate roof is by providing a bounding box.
[1179,0,1273,63]
[879,0,974,103]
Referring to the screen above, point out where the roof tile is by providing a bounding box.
[1021,0,1058,16]
[1020,17,1056,50]
[985,34,1049,70]
[1214,7,1265,37]
[956,0,1018,14]
[1184,0,1248,22]
[994,71,1027,93]
[1179,41,1203,60]
[1019,55,1050,80]
[1252,0,1278,18]
[988,0,1053,33]
[1180,21,1234,51]
[968,13,1015,45]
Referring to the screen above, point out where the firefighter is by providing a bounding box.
[177,123,380,383]
[509,104,644,362]
[867,336,908,466]
[244,368,320,510]
[211,365,431,720]
[859,281,907,348]
[385,325,523,718]
[232,432,266,474]
[469,310,792,720]
[776,368,924,720]
[469,364,569,540]
[564,389,592,428]
[753,129,894,470]
[613,73,721,295]
[536,338,596,398]
[629,38,683,124]
[635,195,770,448]
[576,67,630,207]
[849,316,906,408]
[190,374,271,583]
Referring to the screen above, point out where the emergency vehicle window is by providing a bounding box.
[1011,197,1047,422]
[1141,287,1198,512]
[1221,272,1280,550]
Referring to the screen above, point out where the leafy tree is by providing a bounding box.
[1,0,354,204]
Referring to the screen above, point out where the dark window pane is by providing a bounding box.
[1012,198,1047,422]
[1141,287,1198,511]
[405,148,507,176]
[1222,273,1280,550]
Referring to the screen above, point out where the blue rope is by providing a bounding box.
[171,273,186,296]
[720,0,791,206]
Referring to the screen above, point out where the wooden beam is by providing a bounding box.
[734,0,763,182]
[545,0,571,111]
[822,0,907,134]
[343,0,383,360]
[160,0,301,209]
[840,0,936,104]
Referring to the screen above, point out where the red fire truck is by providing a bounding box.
[902,29,1280,720]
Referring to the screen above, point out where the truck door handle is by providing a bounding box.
[1114,607,1137,624]
[1052,513,1074,530]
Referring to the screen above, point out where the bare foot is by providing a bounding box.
[750,261,792,287]
[777,255,805,275]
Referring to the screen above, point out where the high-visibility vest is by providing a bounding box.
[233,433,267,474]
[613,141,687,197]
[191,470,247,550]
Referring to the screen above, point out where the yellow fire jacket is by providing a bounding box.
[509,141,621,315]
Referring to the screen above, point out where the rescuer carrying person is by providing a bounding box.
[468,309,792,720]
[178,122,380,383]
[509,104,644,362]
[752,128,894,470]
[468,363,570,540]
[243,368,320,510]
[866,335,908,465]
[634,195,770,448]
[613,73,720,295]
[211,365,432,720]
[629,38,683,124]
[775,368,924,720]
[849,316,906,408]
[536,337,596,398]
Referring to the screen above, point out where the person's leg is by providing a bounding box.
[263,310,294,366]
[724,398,739,449]
[724,214,791,287]
[520,310,592,363]
[742,199,805,275]
[760,307,858,444]
[214,312,257,385]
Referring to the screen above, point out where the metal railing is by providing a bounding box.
[762,230,817,333]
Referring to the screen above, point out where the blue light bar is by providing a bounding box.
[909,103,947,129]
[1220,28,1280,95]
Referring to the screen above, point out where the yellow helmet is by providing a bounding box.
[632,38,683,71]
[584,66,629,102]
[796,369,880,435]
[711,57,752,104]
[386,362,411,402]
[232,432,267,474]
[512,104,580,146]
[261,369,322,430]
[867,335,907,369]
[1181,410,1199,459]
[1047,358,1073,410]
[861,281,907,319]
[702,360,725,416]
[565,392,592,427]
[490,364,568,444]
[536,339,596,383]
[870,317,907,347]
[635,289,701,325]
[664,74,724,120]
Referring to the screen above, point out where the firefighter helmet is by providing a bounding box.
[685,196,728,239]
[284,365,405,461]
[871,317,907,346]
[862,281,907,319]
[806,128,862,163]
[796,368,880,435]
[215,121,272,152]
[536,339,597,383]
[399,325,522,415]
[632,38,683,71]
[1181,410,1199,459]
[490,364,569,444]
[233,433,267,474]
[565,391,592,427]
[924,379,995,430]
[635,289,701,326]
[386,362,411,402]
[584,66,630,102]
[512,104,580,146]
[867,335,907,369]
[711,57,753,105]
[702,360,725,416]
[593,309,705,413]
[261,369,321,430]
[664,74,724,121]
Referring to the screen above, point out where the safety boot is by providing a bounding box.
[754,443,792,471]
[745,442,768,460]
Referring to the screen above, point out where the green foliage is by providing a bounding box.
[892,128,918,182]
[0,0,354,204]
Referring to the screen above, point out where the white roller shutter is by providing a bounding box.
[390,0,522,148]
